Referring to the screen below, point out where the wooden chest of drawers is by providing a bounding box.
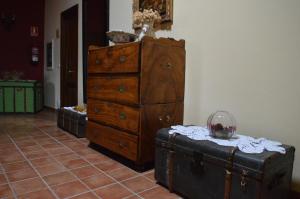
[87,37,185,166]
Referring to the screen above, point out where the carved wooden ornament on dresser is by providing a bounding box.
[87,36,185,168]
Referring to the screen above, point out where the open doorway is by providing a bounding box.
[82,0,109,103]
[60,5,78,107]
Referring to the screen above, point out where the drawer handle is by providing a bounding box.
[119,112,127,120]
[119,55,127,63]
[118,85,126,93]
[93,86,100,91]
[94,108,101,114]
[95,59,101,64]
[118,142,127,148]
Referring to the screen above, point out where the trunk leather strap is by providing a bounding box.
[224,147,238,199]
[168,150,175,192]
[62,109,65,127]
[224,169,233,199]
[167,133,179,193]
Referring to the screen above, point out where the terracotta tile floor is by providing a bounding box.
[0,110,181,199]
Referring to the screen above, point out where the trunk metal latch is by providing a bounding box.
[240,170,249,192]
[191,152,204,175]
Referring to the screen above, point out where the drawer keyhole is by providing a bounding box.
[93,86,100,91]
[162,62,173,69]
[119,55,127,63]
[95,59,101,65]
[94,108,101,114]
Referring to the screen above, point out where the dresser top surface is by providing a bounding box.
[88,36,185,52]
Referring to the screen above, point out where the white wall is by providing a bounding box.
[110,0,300,190]
[44,0,83,108]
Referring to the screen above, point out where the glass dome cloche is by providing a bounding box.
[207,111,237,139]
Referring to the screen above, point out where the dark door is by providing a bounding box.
[60,5,78,107]
[83,0,109,103]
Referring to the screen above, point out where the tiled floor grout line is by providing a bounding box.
[1,130,20,199]
[89,182,118,191]
[142,170,154,175]
[31,127,102,199]
[118,176,159,199]
[90,163,155,184]
[1,159,26,167]
[1,166,18,199]
[94,164,157,193]
[7,134,61,199]
[143,175,155,183]
[135,184,160,195]
[119,174,155,184]
[101,164,130,173]
[4,158,99,184]
[135,186,182,199]
[46,153,103,199]
[5,176,39,184]
[121,185,160,199]
[42,178,78,189]
[64,190,96,199]
[26,134,101,199]
[34,163,94,181]
[1,117,173,199]
[37,126,143,199]
[54,137,148,198]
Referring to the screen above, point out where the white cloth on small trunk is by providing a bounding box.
[64,107,86,115]
[169,125,285,154]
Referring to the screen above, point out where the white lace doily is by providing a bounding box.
[169,125,285,154]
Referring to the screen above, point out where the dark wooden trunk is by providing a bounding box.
[57,108,86,138]
[155,128,295,199]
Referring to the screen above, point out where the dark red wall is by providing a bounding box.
[0,0,45,81]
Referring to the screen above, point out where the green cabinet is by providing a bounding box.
[0,80,43,113]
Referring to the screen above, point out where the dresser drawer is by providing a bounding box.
[88,43,139,73]
[87,121,138,161]
[87,76,139,104]
[141,38,185,104]
[88,99,140,133]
